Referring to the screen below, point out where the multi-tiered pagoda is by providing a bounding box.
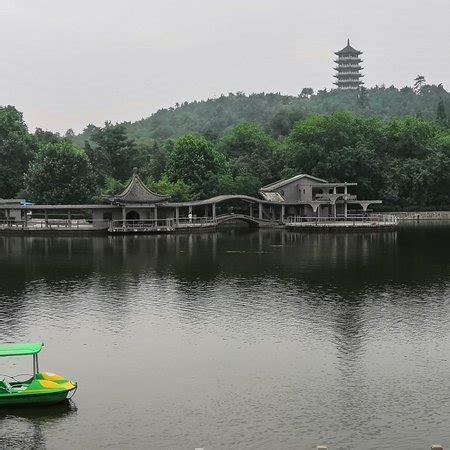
[333,39,364,90]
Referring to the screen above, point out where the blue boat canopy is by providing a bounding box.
[0,342,43,357]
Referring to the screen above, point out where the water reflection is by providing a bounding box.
[0,225,449,448]
[0,401,77,449]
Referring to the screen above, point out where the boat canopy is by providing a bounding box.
[0,342,43,357]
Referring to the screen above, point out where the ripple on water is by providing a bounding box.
[0,227,449,449]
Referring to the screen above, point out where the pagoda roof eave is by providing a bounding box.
[333,74,364,78]
[334,51,363,56]
[107,169,171,204]
[334,59,363,64]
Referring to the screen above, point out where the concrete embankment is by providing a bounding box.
[390,211,450,221]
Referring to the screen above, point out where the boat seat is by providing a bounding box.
[0,379,12,393]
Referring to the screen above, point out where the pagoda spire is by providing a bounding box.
[333,39,364,91]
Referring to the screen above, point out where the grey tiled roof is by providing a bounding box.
[260,174,327,192]
[109,172,170,204]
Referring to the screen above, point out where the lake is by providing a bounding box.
[1,224,450,449]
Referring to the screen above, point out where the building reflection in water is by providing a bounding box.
[1,225,449,355]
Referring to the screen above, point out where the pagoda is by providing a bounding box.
[333,39,364,90]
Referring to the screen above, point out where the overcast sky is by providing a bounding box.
[1,0,448,133]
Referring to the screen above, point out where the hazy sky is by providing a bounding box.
[1,0,449,133]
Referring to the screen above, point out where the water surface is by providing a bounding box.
[1,224,449,449]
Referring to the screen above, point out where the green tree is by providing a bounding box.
[357,86,369,109]
[89,122,137,182]
[71,87,450,144]
[216,123,279,184]
[300,88,314,98]
[146,175,194,201]
[135,140,167,180]
[64,128,76,140]
[34,128,62,145]
[413,75,426,93]
[0,106,35,198]
[285,112,385,199]
[436,99,448,125]
[166,134,227,198]
[24,141,96,204]
[91,176,126,203]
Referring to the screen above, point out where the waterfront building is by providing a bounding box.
[259,174,379,219]
[0,170,391,232]
[333,39,364,90]
[0,199,26,222]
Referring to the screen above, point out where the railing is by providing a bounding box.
[0,218,102,230]
[1,214,399,232]
[286,214,398,226]
[175,217,216,226]
[109,219,175,231]
[314,194,357,201]
[108,217,217,231]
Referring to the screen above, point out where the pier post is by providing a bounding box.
[250,203,253,218]
[259,203,262,220]
[344,184,348,218]
[175,207,179,226]
[44,210,48,228]
[154,205,158,225]
[24,209,28,229]
[68,210,71,228]
[212,204,216,221]
[122,207,126,228]
[281,205,285,223]
[6,209,10,228]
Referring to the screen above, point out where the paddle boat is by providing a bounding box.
[0,342,77,406]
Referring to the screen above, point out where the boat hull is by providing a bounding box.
[0,390,72,406]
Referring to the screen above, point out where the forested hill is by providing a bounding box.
[73,84,450,144]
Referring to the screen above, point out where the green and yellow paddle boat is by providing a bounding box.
[0,342,77,406]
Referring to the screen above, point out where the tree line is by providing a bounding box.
[0,89,449,210]
[71,83,450,145]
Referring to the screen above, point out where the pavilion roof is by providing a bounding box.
[108,169,170,204]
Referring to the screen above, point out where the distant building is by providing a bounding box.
[259,174,379,218]
[333,39,364,90]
